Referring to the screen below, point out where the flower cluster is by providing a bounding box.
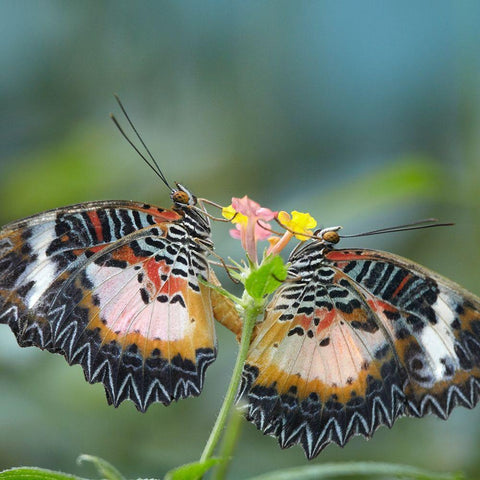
[222,196,316,264]
[222,196,276,264]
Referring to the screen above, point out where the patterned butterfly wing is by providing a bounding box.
[0,200,217,411]
[239,242,480,458]
[327,249,480,418]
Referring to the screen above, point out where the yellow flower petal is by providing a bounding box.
[277,211,291,225]
[278,210,317,240]
[222,204,248,225]
[290,211,317,230]
[267,236,280,248]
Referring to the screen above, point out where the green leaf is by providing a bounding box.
[0,467,88,480]
[77,455,125,480]
[244,255,287,299]
[163,458,222,480]
[245,461,463,480]
[0,457,126,480]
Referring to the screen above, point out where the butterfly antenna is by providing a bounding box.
[111,94,172,191]
[341,218,454,238]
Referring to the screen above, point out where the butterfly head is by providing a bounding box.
[171,183,197,207]
[170,182,211,235]
[288,225,342,264]
[315,226,342,245]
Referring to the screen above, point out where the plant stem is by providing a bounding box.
[199,300,259,464]
[212,408,244,480]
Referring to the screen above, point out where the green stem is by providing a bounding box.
[212,408,244,480]
[199,300,259,464]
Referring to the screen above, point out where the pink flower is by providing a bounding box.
[222,196,276,264]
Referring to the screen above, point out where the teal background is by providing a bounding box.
[0,2,480,479]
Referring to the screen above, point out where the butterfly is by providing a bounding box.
[238,227,480,458]
[0,99,240,412]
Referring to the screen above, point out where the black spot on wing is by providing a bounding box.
[287,326,304,337]
[140,288,150,305]
[170,294,186,308]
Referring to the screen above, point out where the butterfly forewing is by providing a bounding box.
[239,243,480,458]
[0,200,217,411]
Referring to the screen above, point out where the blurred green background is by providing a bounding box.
[1,2,480,479]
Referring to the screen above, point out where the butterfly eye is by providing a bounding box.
[321,230,340,244]
[172,190,191,205]
[314,226,342,244]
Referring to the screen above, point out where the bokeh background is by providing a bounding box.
[1,2,480,479]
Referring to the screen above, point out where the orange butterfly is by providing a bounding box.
[0,98,240,411]
[238,230,480,458]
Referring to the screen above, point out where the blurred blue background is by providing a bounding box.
[1,1,480,479]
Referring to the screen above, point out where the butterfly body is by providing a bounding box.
[240,241,480,458]
[0,193,219,411]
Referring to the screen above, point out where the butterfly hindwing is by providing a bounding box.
[0,200,217,411]
[239,243,480,458]
[327,249,480,418]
